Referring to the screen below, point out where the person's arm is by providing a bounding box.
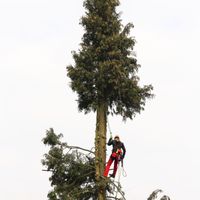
[107,137,113,146]
[121,143,126,158]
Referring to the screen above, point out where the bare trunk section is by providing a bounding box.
[95,102,107,200]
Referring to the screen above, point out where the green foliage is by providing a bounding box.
[67,0,153,120]
[42,128,63,146]
[42,129,118,200]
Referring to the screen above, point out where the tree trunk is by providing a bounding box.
[95,102,107,200]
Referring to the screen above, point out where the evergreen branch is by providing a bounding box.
[65,171,95,189]
[109,181,126,200]
[66,184,96,198]
[147,189,163,200]
[65,145,95,154]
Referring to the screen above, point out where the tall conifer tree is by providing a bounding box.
[67,0,153,199]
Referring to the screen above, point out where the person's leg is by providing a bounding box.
[113,157,119,177]
[103,156,114,177]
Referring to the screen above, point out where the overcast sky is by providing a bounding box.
[1,0,200,199]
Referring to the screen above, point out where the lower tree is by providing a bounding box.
[42,129,171,200]
[42,128,125,200]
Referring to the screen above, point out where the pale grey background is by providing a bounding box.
[1,0,200,199]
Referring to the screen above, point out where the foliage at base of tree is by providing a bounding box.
[42,128,124,200]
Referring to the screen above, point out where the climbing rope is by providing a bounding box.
[120,159,127,177]
[107,117,112,138]
[121,166,127,177]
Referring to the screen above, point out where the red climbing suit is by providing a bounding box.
[104,136,126,178]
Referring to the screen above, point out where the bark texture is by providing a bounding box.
[95,102,107,200]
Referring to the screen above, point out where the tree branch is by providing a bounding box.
[107,180,126,200]
[42,169,53,172]
[65,145,95,154]
[107,196,122,200]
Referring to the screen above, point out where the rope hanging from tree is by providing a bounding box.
[107,117,112,138]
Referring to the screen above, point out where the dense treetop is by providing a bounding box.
[67,0,153,120]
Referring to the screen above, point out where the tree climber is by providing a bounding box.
[104,135,126,178]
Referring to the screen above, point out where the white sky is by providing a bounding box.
[1,0,200,199]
